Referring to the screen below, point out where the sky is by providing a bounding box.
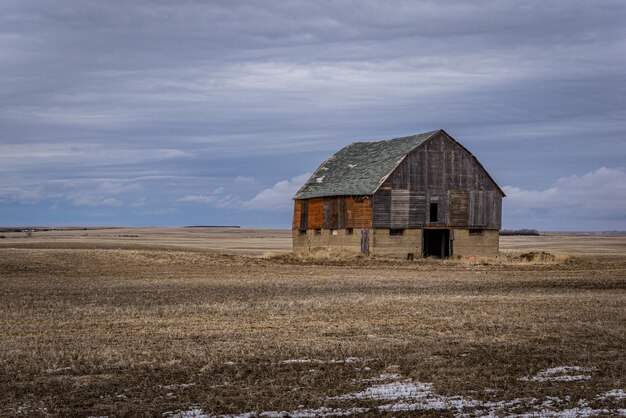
[1,0,625,231]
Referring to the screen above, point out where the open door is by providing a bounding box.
[423,229,450,258]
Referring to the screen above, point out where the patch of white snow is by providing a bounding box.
[519,366,596,382]
[596,389,626,401]
[330,380,433,401]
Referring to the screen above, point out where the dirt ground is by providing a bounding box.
[0,229,625,417]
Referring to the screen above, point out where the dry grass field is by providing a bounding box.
[1,229,625,417]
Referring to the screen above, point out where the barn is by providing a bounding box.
[292,129,505,258]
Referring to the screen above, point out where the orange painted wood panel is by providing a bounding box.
[347,197,372,228]
[307,198,325,229]
[292,200,302,229]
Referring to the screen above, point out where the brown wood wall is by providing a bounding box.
[307,198,325,229]
[292,200,302,229]
[373,132,502,229]
[346,197,372,228]
[293,196,372,230]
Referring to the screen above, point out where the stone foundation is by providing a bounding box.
[452,228,499,257]
[292,228,500,258]
[371,228,422,259]
[292,228,363,255]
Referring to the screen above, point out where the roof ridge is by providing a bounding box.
[350,129,441,146]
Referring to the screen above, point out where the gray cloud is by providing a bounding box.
[0,1,625,228]
[503,167,626,230]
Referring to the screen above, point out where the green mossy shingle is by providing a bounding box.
[294,130,439,200]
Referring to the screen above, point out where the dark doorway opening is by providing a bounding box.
[429,203,438,223]
[423,229,450,258]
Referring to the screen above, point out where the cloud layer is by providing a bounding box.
[503,167,626,230]
[1,1,625,228]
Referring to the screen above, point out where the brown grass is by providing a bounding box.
[0,234,625,416]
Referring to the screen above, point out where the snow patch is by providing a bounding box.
[258,407,368,417]
[330,380,433,401]
[162,370,625,418]
[519,366,597,382]
[499,406,626,417]
[596,389,626,401]
[316,176,325,183]
[163,408,207,418]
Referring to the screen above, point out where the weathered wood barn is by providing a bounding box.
[292,129,504,258]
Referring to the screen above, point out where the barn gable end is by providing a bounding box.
[373,131,503,230]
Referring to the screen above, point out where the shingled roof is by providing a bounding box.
[294,130,440,200]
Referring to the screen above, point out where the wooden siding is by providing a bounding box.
[307,198,325,229]
[382,132,501,193]
[292,200,302,229]
[297,196,373,230]
[373,131,502,229]
[390,190,410,228]
[469,190,501,228]
[373,190,391,228]
[346,197,372,228]
[450,191,469,226]
[408,193,426,228]
[324,197,348,229]
[300,200,308,229]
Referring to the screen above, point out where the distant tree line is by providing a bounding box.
[499,229,540,236]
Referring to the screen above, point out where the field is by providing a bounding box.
[1,228,625,417]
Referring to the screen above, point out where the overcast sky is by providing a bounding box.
[1,0,625,230]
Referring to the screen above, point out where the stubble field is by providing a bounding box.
[0,228,625,417]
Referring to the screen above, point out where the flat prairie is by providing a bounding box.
[0,229,625,417]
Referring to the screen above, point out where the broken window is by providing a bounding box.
[389,229,404,236]
[469,229,483,236]
[430,203,438,223]
[346,228,354,235]
[314,228,322,235]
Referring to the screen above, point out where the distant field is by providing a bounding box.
[0,227,290,255]
[2,226,626,255]
[0,229,625,416]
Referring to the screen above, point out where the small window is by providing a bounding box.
[314,228,322,235]
[298,229,306,236]
[331,229,338,236]
[430,203,438,223]
[389,229,404,236]
[469,229,483,236]
[346,228,354,235]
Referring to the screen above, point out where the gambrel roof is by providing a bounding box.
[294,129,504,200]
